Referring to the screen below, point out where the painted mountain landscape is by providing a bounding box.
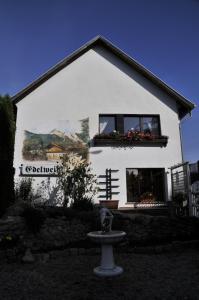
[22,118,89,161]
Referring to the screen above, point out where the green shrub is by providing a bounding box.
[56,154,97,207]
[173,192,186,206]
[71,197,94,211]
[0,95,15,160]
[44,207,99,229]
[15,178,34,203]
[77,210,100,230]
[22,206,46,234]
[0,95,16,215]
[63,208,77,220]
[44,206,65,218]
[0,235,19,249]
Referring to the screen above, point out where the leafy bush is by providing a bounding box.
[37,178,62,206]
[15,177,34,203]
[77,210,100,230]
[44,207,99,229]
[173,192,186,206]
[0,95,15,160]
[71,197,94,211]
[22,206,46,234]
[56,154,97,208]
[44,206,64,218]
[44,206,95,220]
[63,208,77,220]
[0,235,19,249]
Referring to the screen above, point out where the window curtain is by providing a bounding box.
[100,119,109,133]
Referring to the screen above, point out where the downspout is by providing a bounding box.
[179,111,192,163]
[179,110,192,215]
[179,122,184,163]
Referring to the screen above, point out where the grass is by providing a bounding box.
[0,247,199,299]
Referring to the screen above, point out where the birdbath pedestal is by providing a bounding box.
[87,230,126,277]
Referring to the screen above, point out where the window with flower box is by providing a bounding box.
[95,114,168,146]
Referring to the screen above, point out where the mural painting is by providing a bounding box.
[22,118,89,162]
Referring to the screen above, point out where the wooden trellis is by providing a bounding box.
[98,168,119,200]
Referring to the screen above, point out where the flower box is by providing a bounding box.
[93,136,168,147]
[139,198,156,204]
[99,200,119,209]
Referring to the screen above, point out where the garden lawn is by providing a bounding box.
[0,248,199,300]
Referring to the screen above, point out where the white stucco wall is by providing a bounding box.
[14,46,183,207]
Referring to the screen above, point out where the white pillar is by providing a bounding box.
[100,244,114,269]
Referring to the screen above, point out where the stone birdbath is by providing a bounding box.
[87,206,126,277]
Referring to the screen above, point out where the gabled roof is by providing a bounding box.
[12,35,195,118]
[46,143,65,153]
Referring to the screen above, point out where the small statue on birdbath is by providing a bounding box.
[100,205,114,233]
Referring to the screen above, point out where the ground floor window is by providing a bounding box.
[126,168,165,203]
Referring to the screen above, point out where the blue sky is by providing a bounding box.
[0,0,198,162]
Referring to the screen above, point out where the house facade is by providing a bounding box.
[12,36,195,208]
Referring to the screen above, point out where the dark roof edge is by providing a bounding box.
[12,35,196,118]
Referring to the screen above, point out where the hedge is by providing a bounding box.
[0,95,16,215]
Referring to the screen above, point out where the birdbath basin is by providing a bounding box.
[88,231,126,244]
[87,230,126,277]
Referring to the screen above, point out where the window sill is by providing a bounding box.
[126,202,166,205]
[93,136,168,147]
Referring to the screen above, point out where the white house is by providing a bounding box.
[12,36,195,209]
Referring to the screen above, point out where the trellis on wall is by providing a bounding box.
[98,169,119,200]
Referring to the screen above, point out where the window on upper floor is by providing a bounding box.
[124,115,160,135]
[95,114,167,147]
[99,114,161,135]
[124,116,140,133]
[99,115,116,134]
